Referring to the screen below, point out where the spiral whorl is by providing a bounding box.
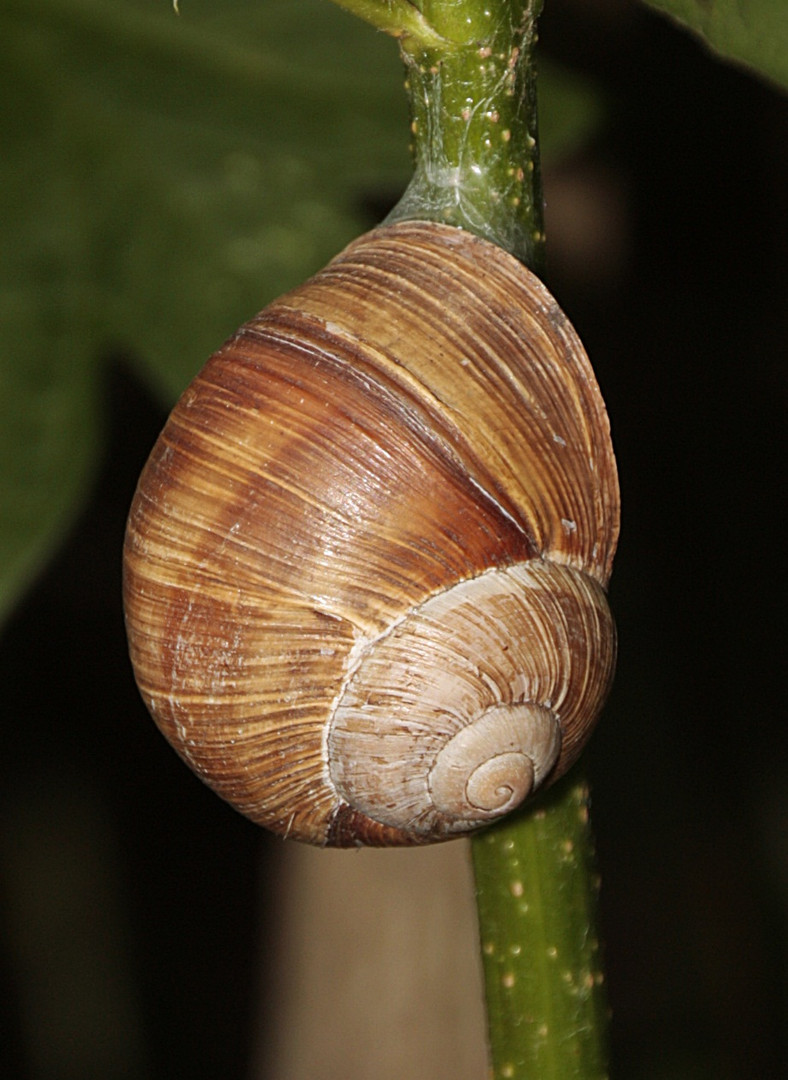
[428,705,561,820]
[326,560,614,841]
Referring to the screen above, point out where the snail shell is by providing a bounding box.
[123,220,619,846]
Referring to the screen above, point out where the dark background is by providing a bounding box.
[1,2,786,1077]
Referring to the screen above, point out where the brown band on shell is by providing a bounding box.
[268,221,619,585]
[325,804,432,847]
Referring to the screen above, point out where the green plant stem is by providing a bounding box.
[330,1,609,1075]
[392,5,609,1070]
[332,0,544,267]
[390,0,545,270]
[472,776,609,1079]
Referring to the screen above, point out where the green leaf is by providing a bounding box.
[0,27,103,621]
[642,0,788,89]
[0,0,603,627]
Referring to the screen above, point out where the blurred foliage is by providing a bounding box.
[0,0,602,627]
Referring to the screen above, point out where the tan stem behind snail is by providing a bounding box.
[123,221,619,846]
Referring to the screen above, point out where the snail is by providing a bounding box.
[123,219,619,846]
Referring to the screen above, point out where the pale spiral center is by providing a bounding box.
[428,704,561,822]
